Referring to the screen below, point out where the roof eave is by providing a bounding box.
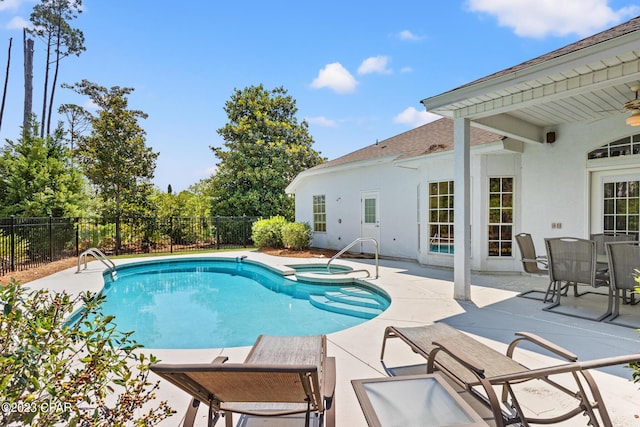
[421,27,640,114]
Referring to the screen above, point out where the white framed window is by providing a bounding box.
[488,177,513,257]
[602,180,640,234]
[428,181,454,254]
[312,195,326,232]
[588,133,640,159]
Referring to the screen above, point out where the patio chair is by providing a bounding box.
[590,232,638,255]
[380,322,640,427]
[543,237,612,321]
[605,241,640,327]
[150,334,336,427]
[514,233,554,302]
[590,233,637,272]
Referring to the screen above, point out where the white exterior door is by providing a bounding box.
[590,168,640,235]
[360,191,380,253]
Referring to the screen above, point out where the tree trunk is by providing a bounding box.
[23,30,34,133]
[46,42,61,136]
[40,33,52,137]
[0,37,12,133]
[46,15,63,136]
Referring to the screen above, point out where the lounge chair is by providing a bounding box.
[150,334,335,427]
[380,323,640,427]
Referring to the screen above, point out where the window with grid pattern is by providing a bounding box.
[488,177,513,257]
[312,195,326,232]
[428,181,454,254]
[603,181,640,234]
[588,134,640,159]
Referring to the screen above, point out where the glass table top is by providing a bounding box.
[352,374,489,427]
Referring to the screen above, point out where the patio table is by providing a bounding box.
[351,373,490,427]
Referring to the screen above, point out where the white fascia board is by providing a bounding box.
[393,138,524,169]
[421,31,640,112]
[393,137,516,168]
[285,153,398,194]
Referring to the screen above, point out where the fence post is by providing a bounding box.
[242,215,247,248]
[215,216,220,250]
[48,215,53,261]
[170,216,174,254]
[115,214,120,256]
[75,219,79,257]
[10,215,15,271]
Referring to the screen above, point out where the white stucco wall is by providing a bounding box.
[519,116,640,255]
[292,160,418,259]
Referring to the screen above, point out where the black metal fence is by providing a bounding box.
[0,216,258,276]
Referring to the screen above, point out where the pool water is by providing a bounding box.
[93,258,389,349]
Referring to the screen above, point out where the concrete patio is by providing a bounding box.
[25,251,640,426]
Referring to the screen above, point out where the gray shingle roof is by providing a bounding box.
[446,15,640,92]
[311,118,503,170]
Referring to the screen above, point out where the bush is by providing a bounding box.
[281,222,312,251]
[0,280,174,425]
[251,216,288,248]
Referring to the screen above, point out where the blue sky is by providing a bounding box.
[0,0,639,192]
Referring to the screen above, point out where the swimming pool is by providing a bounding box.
[92,257,389,349]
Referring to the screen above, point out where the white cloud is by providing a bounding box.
[305,116,338,127]
[6,16,29,29]
[0,0,30,11]
[467,0,640,38]
[394,107,441,128]
[397,30,424,41]
[310,62,357,94]
[358,56,392,75]
[400,66,413,73]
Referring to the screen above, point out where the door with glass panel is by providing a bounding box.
[360,191,380,253]
[590,170,640,237]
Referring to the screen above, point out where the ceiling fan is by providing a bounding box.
[623,84,640,126]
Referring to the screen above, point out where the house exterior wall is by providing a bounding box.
[291,116,640,273]
[415,148,522,272]
[292,161,418,259]
[519,117,640,256]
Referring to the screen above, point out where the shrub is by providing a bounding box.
[0,280,174,425]
[0,233,29,263]
[251,216,288,248]
[281,222,312,251]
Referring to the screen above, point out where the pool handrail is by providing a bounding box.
[327,238,379,279]
[77,247,116,273]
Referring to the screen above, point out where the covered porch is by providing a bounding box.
[421,17,640,300]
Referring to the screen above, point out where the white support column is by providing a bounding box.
[453,117,471,300]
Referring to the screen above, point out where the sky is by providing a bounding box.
[0,1,639,193]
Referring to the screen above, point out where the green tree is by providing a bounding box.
[211,85,325,219]
[152,182,212,219]
[28,0,85,136]
[66,80,159,249]
[0,117,87,217]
